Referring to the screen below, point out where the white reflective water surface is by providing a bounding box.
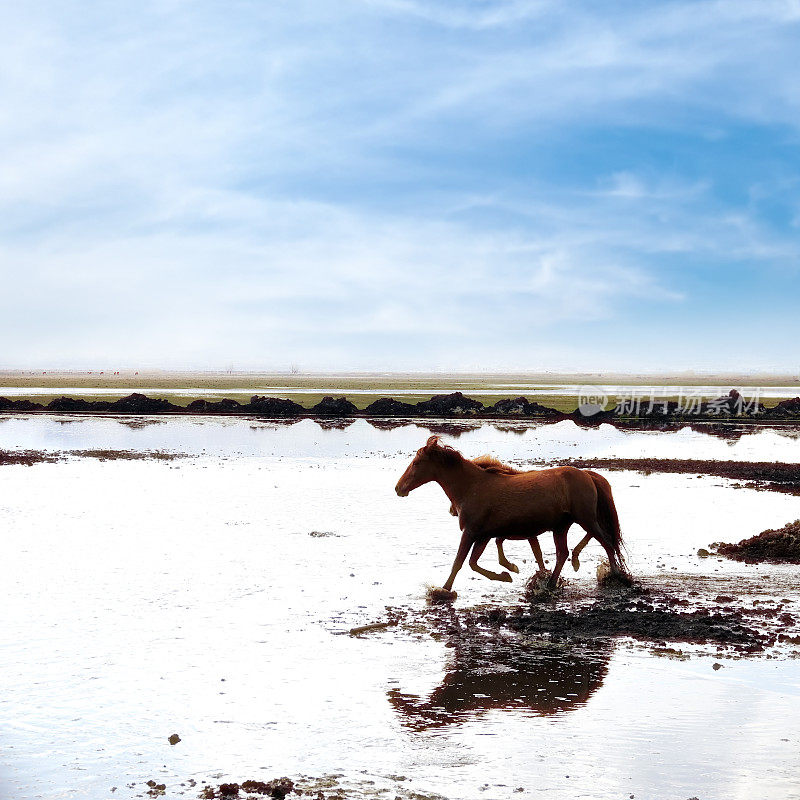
[1,416,800,800]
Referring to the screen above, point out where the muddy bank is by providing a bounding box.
[0,447,185,466]
[0,449,61,466]
[546,457,800,494]
[2,389,800,424]
[508,591,769,652]
[132,774,447,800]
[715,520,800,564]
[374,575,800,659]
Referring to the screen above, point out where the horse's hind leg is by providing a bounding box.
[583,520,623,575]
[496,539,519,574]
[528,537,546,571]
[470,539,513,583]
[571,532,592,572]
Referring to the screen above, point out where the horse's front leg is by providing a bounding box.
[496,539,519,574]
[443,531,474,591]
[470,538,513,583]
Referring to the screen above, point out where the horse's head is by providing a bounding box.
[395,435,460,497]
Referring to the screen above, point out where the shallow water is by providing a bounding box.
[1,417,800,800]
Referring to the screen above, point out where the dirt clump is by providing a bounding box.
[47,396,107,412]
[0,397,44,411]
[364,397,417,416]
[199,778,295,799]
[108,393,179,414]
[716,520,800,564]
[427,586,458,604]
[484,397,564,418]
[186,398,242,414]
[765,396,800,418]
[523,569,564,601]
[415,392,483,416]
[246,396,304,417]
[310,396,358,416]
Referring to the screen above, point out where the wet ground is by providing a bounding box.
[1,416,800,799]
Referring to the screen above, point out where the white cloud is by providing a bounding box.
[0,1,798,370]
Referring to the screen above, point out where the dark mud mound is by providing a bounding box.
[46,396,109,412]
[700,389,764,416]
[415,392,483,416]
[186,398,242,414]
[245,396,304,417]
[0,397,45,411]
[364,397,416,416]
[509,591,767,652]
[716,520,800,564]
[310,396,358,416]
[484,396,564,417]
[609,389,765,419]
[765,396,800,418]
[107,393,179,414]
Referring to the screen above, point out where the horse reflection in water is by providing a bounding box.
[388,608,612,730]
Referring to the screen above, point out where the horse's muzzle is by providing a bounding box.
[395,484,409,497]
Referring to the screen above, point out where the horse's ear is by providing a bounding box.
[425,435,441,449]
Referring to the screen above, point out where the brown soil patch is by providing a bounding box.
[550,457,800,494]
[0,448,184,466]
[716,520,800,564]
[0,449,60,466]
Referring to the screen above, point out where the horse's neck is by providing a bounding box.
[434,459,481,507]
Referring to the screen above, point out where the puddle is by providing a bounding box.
[1,418,800,799]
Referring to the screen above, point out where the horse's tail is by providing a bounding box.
[586,470,627,571]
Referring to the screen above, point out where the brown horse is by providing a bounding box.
[396,436,627,590]
[454,455,594,574]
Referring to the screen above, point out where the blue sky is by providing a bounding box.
[1,0,799,372]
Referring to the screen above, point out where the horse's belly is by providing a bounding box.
[483,508,562,538]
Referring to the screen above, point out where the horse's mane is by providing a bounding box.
[423,435,464,466]
[423,438,519,473]
[471,454,520,474]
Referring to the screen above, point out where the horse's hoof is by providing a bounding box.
[509,563,520,574]
[427,587,457,604]
[571,557,580,572]
[500,571,513,583]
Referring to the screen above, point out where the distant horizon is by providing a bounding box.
[2,367,798,382]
